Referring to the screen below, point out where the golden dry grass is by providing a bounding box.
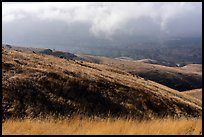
[79,55,202,92]
[2,47,202,120]
[2,117,202,135]
[183,89,202,101]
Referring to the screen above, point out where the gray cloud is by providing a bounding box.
[2,2,202,49]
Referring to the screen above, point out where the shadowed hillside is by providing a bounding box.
[79,55,202,91]
[2,47,202,120]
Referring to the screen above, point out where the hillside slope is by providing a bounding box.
[2,47,202,120]
[182,89,202,101]
[79,55,202,91]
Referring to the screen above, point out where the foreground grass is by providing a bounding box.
[2,117,202,135]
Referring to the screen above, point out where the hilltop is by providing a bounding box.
[2,44,81,60]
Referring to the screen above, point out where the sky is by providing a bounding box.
[2,2,202,50]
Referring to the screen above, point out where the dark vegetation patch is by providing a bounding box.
[129,70,202,91]
[39,49,77,60]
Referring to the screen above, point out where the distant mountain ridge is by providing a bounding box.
[69,37,202,67]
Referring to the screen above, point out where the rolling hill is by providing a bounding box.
[79,55,202,91]
[182,89,202,101]
[2,46,202,120]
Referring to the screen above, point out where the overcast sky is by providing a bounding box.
[2,2,202,49]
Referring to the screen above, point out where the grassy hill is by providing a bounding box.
[2,47,202,120]
[182,89,202,101]
[79,55,202,91]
